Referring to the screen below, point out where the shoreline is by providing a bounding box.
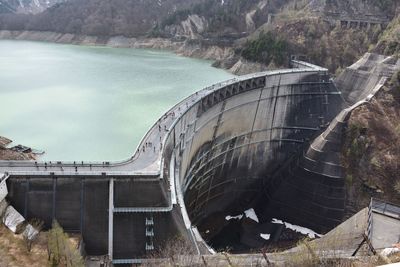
[0,30,267,75]
[0,136,38,161]
[0,30,231,62]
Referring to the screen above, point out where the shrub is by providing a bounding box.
[395,180,400,194]
[47,220,84,267]
[143,236,197,266]
[23,218,44,252]
[241,32,289,66]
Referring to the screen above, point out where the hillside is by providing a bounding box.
[342,71,400,212]
[374,13,400,56]
[0,0,66,14]
[229,0,400,73]
[0,0,399,75]
[234,16,382,73]
[0,0,395,37]
[0,0,206,35]
[0,0,287,37]
[0,224,48,267]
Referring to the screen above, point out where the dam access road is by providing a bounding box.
[1,55,399,264]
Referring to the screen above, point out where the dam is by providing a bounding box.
[1,54,399,264]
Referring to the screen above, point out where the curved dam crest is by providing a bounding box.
[1,53,399,264]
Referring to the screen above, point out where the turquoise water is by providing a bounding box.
[0,40,234,161]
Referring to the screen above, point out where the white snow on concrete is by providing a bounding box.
[244,208,259,223]
[225,214,243,221]
[260,233,270,240]
[272,218,284,224]
[272,218,322,238]
[3,206,25,233]
[0,179,8,202]
[23,224,39,240]
[380,247,400,257]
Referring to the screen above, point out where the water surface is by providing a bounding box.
[0,40,234,161]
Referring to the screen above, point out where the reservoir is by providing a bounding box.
[0,40,234,161]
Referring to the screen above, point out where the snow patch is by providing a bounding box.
[3,206,25,233]
[272,218,322,238]
[244,208,259,223]
[380,247,400,257]
[225,214,243,221]
[23,224,39,240]
[221,0,224,5]
[225,208,259,222]
[260,233,270,240]
[0,179,8,202]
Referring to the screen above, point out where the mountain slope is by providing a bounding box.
[0,0,397,40]
[0,0,66,14]
[342,71,400,212]
[0,0,207,36]
[374,12,400,56]
[0,0,399,74]
[156,0,291,39]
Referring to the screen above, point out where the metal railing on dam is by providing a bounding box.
[2,55,397,263]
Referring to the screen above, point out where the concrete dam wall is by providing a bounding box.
[1,55,398,263]
[263,53,400,234]
[5,175,176,258]
[169,68,345,241]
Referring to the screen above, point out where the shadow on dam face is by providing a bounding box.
[177,54,400,252]
[177,70,347,251]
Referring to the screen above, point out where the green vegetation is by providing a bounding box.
[241,32,289,66]
[48,221,84,267]
[374,14,400,56]
[345,174,353,187]
[344,123,368,170]
[235,15,384,72]
[395,180,400,194]
[390,71,400,98]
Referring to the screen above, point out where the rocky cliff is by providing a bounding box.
[0,138,35,160]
